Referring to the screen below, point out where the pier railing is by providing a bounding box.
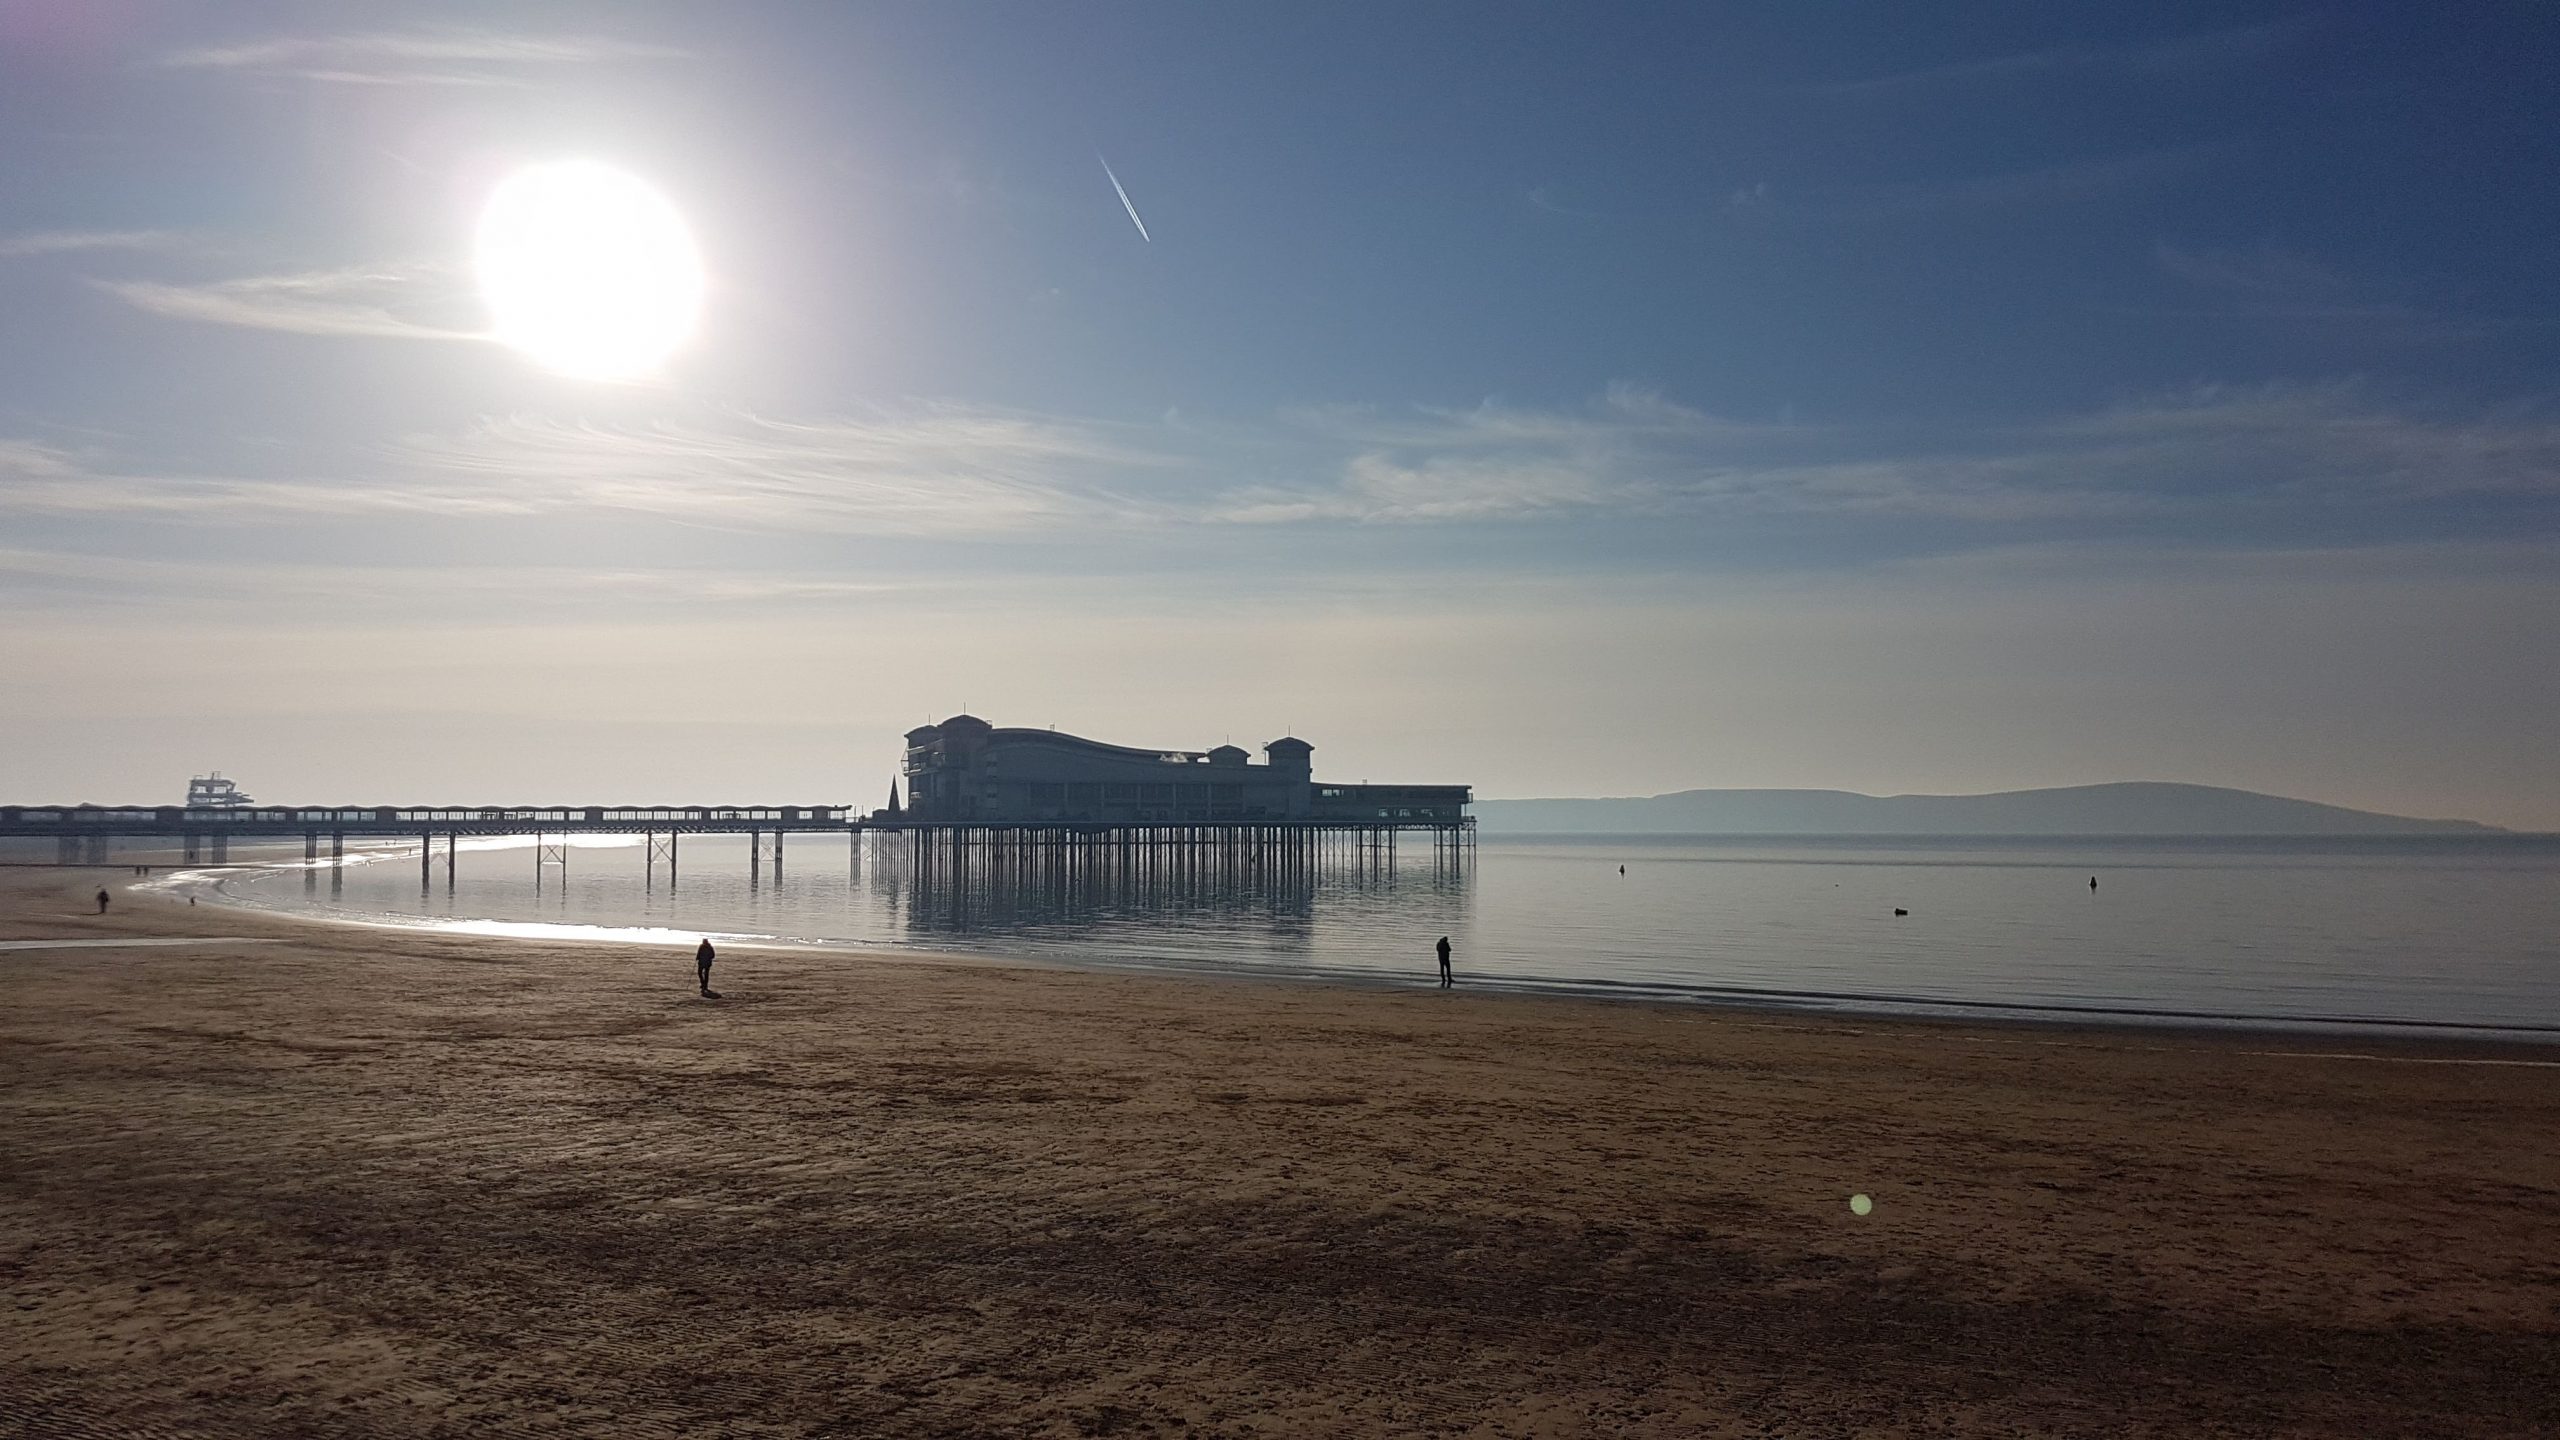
[0,804,858,835]
[1,804,1473,878]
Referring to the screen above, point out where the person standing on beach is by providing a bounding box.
[1436,935,1453,989]
[695,938,716,996]
[95,888,109,914]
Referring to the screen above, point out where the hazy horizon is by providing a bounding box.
[1480,778,2497,819]
[6,4,2556,827]
[10,762,2522,834]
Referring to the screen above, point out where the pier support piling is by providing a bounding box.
[534,834,568,891]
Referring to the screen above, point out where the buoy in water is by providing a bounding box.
[1893,908,1908,917]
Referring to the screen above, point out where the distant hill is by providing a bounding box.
[1471,782,2500,836]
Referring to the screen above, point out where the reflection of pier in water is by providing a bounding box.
[886,821,1473,942]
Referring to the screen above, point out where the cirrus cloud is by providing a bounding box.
[92,261,482,341]
[160,29,687,87]
[5,385,2557,546]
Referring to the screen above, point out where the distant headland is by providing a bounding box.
[1472,782,2502,836]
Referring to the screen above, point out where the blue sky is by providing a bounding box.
[3,2,2556,823]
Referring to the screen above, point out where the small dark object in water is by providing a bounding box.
[1893,908,1908,917]
[2090,875,2099,891]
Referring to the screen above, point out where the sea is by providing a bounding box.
[170,832,2560,1041]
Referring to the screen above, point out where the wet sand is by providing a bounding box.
[4,866,2558,1436]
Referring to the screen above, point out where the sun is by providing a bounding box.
[475,161,702,381]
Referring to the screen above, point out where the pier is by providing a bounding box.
[0,804,865,886]
[0,805,1471,890]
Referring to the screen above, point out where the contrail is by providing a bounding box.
[1098,154,1151,242]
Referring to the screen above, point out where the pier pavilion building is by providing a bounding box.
[900,715,1470,825]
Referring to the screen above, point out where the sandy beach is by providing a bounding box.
[4,865,2558,1436]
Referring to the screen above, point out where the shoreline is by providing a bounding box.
[8,863,2560,1433]
[137,849,2560,1053]
[28,857,2560,1063]
[26,858,2560,1073]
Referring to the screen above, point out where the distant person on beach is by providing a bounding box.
[2090,876,2099,891]
[95,889,109,914]
[695,938,717,996]
[1436,935,1453,989]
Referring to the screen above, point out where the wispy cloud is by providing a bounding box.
[1525,187,1605,221]
[160,29,685,86]
[1223,383,2560,527]
[1225,391,2122,525]
[8,386,2557,545]
[0,437,534,520]
[401,407,1175,534]
[91,261,481,341]
[0,229,182,261]
[2149,243,2509,340]
[1221,452,1626,524]
[1731,142,2230,224]
[0,406,1178,536]
[1804,18,2303,96]
[0,545,929,614]
[2044,383,2560,505]
[2154,242,2349,296]
[1288,385,1781,450]
[1229,387,1784,522]
[0,439,87,486]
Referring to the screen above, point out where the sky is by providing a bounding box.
[3,1,2556,825]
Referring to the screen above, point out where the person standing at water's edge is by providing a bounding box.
[95,889,109,915]
[695,938,716,997]
[1436,935,1453,989]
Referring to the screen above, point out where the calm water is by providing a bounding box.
[179,832,2560,1039]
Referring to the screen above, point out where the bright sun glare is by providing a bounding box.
[475,161,702,382]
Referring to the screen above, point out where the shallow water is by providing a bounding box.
[183,831,2560,1039]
